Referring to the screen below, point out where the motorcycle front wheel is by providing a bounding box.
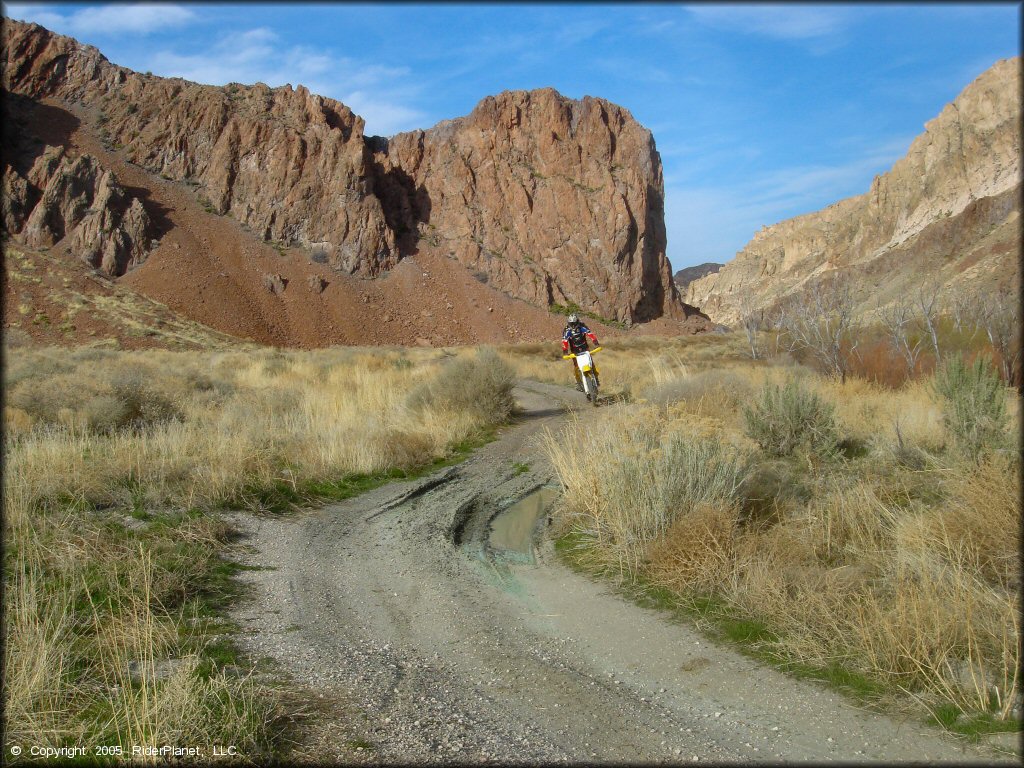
[585,372,599,406]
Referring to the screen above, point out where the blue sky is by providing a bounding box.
[4,3,1019,270]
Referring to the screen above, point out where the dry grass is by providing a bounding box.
[544,351,1022,725]
[3,343,517,757]
[499,332,751,400]
[544,408,751,577]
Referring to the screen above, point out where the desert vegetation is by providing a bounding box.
[527,318,1020,737]
[3,344,515,759]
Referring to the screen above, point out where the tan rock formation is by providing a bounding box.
[686,57,1021,326]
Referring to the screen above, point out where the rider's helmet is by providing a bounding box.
[567,313,580,326]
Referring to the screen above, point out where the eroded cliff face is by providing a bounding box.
[2,20,693,323]
[2,20,395,275]
[374,89,686,323]
[3,139,153,276]
[686,58,1021,325]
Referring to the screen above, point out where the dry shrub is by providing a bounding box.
[743,377,838,457]
[932,354,1010,461]
[800,474,902,562]
[643,368,753,414]
[6,353,187,433]
[545,407,749,576]
[4,406,34,438]
[646,504,739,596]
[547,361,1021,722]
[925,454,1021,589]
[407,347,515,423]
[4,344,525,751]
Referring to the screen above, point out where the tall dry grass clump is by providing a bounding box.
[544,408,750,577]
[4,343,520,756]
[546,354,1021,727]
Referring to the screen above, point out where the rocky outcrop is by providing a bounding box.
[3,145,152,275]
[1,19,695,323]
[686,57,1021,325]
[373,89,690,323]
[1,20,395,275]
[674,262,722,290]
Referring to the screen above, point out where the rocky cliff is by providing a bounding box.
[674,262,722,290]
[2,19,696,325]
[686,58,1021,326]
[373,89,686,322]
[3,133,153,276]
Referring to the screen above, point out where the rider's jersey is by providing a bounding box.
[563,323,596,354]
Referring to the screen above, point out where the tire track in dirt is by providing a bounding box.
[231,381,1014,764]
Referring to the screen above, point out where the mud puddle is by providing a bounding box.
[488,485,560,560]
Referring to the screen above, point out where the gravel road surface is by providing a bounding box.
[231,381,1017,764]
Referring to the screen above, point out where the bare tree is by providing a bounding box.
[877,298,924,375]
[978,289,1021,385]
[737,292,764,360]
[914,280,944,361]
[949,289,983,342]
[779,278,860,383]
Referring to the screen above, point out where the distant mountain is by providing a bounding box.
[673,262,722,289]
[685,58,1021,326]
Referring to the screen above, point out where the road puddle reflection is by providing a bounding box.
[489,486,560,556]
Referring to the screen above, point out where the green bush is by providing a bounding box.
[407,348,516,424]
[656,430,750,517]
[743,378,838,457]
[932,355,1008,461]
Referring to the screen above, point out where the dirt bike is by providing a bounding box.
[563,346,602,406]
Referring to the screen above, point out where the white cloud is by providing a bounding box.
[686,4,850,41]
[145,28,427,136]
[341,93,429,137]
[555,17,609,45]
[3,2,195,36]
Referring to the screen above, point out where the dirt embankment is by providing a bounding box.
[4,19,714,345]
[230,382,1013,763]
[7,95,709,350]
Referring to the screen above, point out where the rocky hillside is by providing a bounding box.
[685,58,1021,326]
[2,19,703,332]
[374,89,684,323]
[673,262,722,290]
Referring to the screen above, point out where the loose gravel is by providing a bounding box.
[230,381,1016,764]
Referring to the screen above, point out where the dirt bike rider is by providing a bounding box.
[561,313,600,391]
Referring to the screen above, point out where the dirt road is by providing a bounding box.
[231,381,1015,764]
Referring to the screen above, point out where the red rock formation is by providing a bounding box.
[2,19,698,325]
[374,89,691,323]
[2,19,395,275]
[4,144,152,276]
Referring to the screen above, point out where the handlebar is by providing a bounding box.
[562,346,602,360]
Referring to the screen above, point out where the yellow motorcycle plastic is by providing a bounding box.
[562,346,602,406]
